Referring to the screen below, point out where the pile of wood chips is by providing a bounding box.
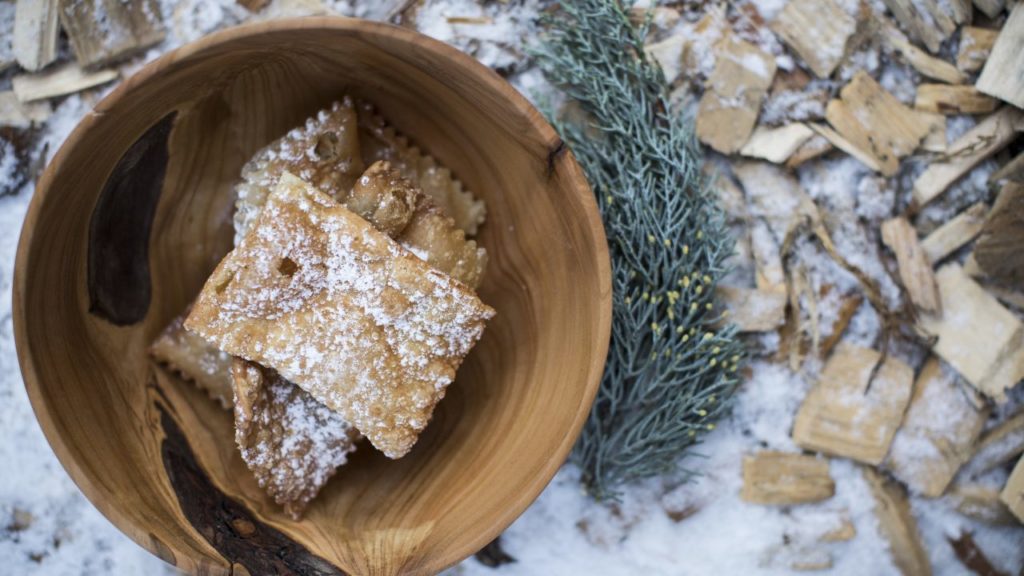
[645,0,1024,573]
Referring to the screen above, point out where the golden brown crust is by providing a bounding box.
[355,100,486,235]
[355,161,487,289]
[149,312,234,410]
[231,358,359,519]
[234,98,364,244]
[186,173,494,458]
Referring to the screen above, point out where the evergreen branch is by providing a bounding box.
[534,0,744,499]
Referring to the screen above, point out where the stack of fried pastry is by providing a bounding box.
[150,97,493,518]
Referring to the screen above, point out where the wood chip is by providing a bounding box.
[0,91,51,128]
[957,26,999,74]
[733,160,818,240]
[785,134,833,169]
[819,293,863,359]
[960,409,1024,478]
[881,0,955,53]
[974,183,1024,284]
[739,124,814,163]
[881,216,941,312]
[59,0,166,68]
[808,122,882,172]
[770,0,857,78]
[1000,456,1024,522]
[918,264,1024,403]
[792,343,914,465]
[949,484,1019,524]
[751,219,786,290]
[718,286,787,332]
[13,0,60,72]
[918,111,947,153]
[696,36,776,154]
[820,516,857,542]
[863,467,933,576]
[921,202,988,263]
[915,84,998,115]
[990,150,1024,185]
[11,63,118,103]
[978,3,1024,108]
[644,35,686,86]
[886,357,990,497]
[709,168,748,222]
[885,25,966,84]
[825,72,932,176]
[947,532,1008,576]
[912,106,1023,209]
[741,451,835,505]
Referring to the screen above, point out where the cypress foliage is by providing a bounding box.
[535,0,745,499]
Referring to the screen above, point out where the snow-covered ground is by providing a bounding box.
[1,1,1022,575]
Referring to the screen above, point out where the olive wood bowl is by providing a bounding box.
[14,17,611,576]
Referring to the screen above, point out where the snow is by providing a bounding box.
[1,1,1023,575]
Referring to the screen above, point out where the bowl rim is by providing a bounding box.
[13,15,611,575]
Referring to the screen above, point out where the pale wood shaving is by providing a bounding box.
[959,408,1024,478]
[1000,456,1024,523]
[977,2,1024,108]
[696,35,776,154]
[808,122,882,173]
[769,0,857,78]
[915,84,998,115]
[644,35,686,85]
[11,63,118,103]
[957,26,998,73]
[0,91,51,129]
[824,72,931,176]
[886,357,990,497]
[881,0,954,53]
[863,467,933,576]
[785,134,833,169]
[918,264,1024,403]
[741,451,835,505]
[920,202,988,263]
[949,484,1019,525]
[13,0,59,72]
[59,0,166,68]
[918,111,947,154]
[911,106,1023,209]
[792,343,914,465]
[884,23,966,84]
[739,124,814,164]
[881,216,941,313]
[717,286,787,332]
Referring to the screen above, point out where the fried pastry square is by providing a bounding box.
[149,312,234,409]
[232,359,359,519]
[186,173,495,458]
[234,98,364,244]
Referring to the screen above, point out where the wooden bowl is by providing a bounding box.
[14,18,610,576]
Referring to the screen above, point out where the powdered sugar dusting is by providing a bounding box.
[188,174,493,458]
[232,360,358,519]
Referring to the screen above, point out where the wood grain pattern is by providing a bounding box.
[88,111,175,325]
[13,18,611,576]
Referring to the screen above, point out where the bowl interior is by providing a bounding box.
[14,18,609,576]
